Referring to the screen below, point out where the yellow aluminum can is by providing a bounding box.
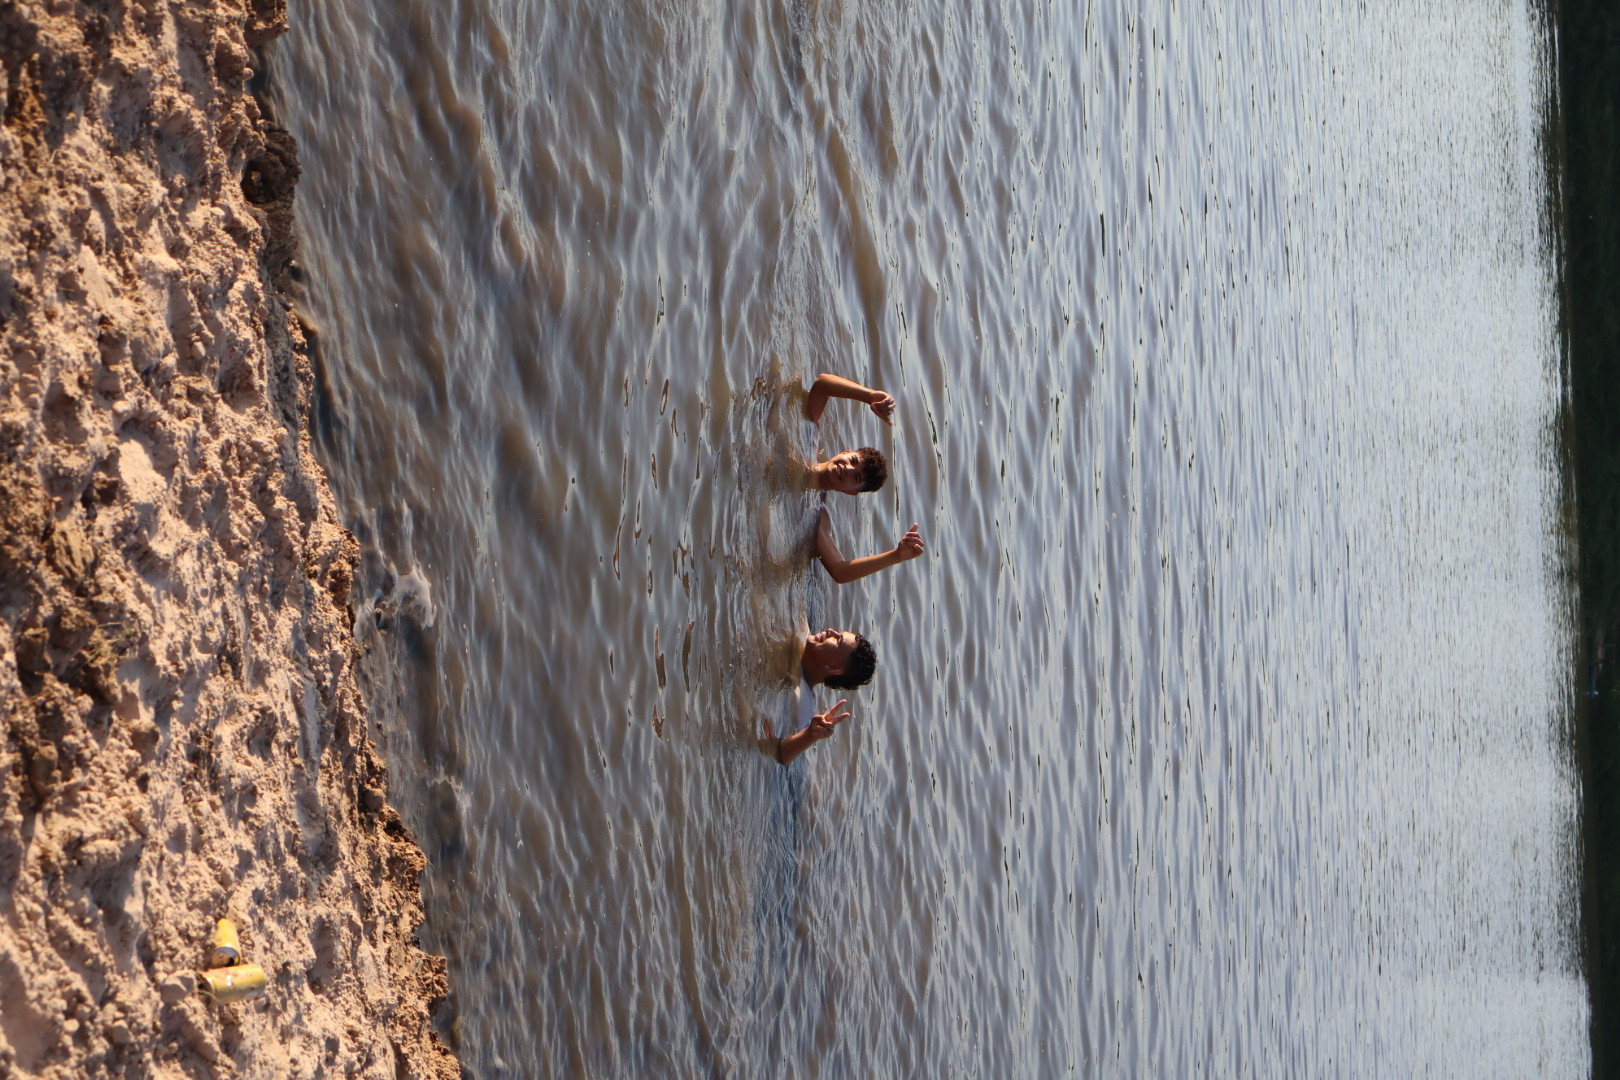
[199,963,266,1004]
[210,919,241,968]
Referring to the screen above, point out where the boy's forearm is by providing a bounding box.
[776,727,816,765]
[822,547,904,584]
[812,373,881,403]
[806,374,879,423]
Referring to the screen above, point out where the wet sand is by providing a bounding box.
[0,2,457,1076]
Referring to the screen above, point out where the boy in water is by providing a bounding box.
[802,372,928,580]
[775,626,876,765]
[803,373,895,494]
[766,373,919,764]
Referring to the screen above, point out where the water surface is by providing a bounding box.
[268,0,1586,1075]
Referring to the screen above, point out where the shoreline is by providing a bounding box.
[0,2,458,1077]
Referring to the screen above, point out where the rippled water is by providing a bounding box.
[266,0,1586,1075]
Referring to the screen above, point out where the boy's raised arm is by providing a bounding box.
[805,373,896,425]
[814,508,925,584]
[776,698,851,765]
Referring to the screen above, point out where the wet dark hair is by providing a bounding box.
[855,447,888,493]
[824,634,877,690]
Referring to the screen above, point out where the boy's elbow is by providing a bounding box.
[816,555,849,583]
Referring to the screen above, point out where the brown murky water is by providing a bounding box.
[267,0,1587,1075]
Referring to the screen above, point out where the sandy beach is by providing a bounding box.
[0,2,458,1076]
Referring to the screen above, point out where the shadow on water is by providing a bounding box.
[1551,0,1620,1072]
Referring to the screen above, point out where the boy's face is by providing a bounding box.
[803,628,859,677]
[823,450,866,494]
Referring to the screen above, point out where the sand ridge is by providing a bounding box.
[0,1,459,1077]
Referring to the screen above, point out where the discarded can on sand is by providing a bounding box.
[198,963,267,1004]
[210,919,241,968]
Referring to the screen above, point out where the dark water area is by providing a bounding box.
[1557,0,1620,1073]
